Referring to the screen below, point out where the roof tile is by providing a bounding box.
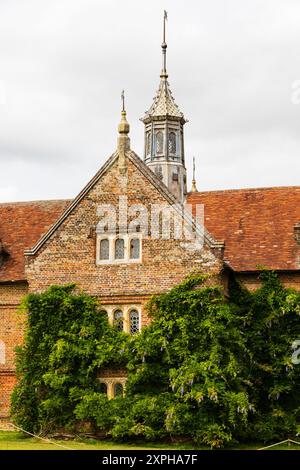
[187,186,300,272]
[0,200,70,282]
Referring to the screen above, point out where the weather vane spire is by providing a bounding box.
[121,89,125,112]
[161,10,168,78]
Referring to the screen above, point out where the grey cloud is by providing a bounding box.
[0,0,299,202]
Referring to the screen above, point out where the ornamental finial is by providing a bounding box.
[191,156,198,192]
[161,10,168,78]
[117,90,130,173]
[118,90,129,136]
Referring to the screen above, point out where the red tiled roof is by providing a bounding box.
[188,186,300,272]
[0,200,70,282]
[0,187,299,282]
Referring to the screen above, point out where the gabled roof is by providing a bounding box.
[24,150,221,258]
[141,76,186,123]
[0,170,299,282]
[0,200,71,282]
[188,186,300,272]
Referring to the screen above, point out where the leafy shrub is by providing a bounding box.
[11,273,300,448]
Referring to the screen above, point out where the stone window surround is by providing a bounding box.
[96,233,142,265]
[101,304,142,334]
[98,377,127,399]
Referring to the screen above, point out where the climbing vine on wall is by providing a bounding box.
[11,273,300,448]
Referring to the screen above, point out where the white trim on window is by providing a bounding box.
[96,233,142,265]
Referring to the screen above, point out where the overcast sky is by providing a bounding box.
[0,0,299,202]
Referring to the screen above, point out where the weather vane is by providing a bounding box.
[121,89,125,112]
[163,10,168,43]
[161,11,168,76]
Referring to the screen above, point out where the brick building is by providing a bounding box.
[0,26,299,424]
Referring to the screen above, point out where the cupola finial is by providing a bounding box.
[117,90,130,173]
[161,10,168,78]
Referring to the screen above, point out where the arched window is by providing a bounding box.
[115,238,125,259]
[100,238,109,260]
[114,309,123,331]
[156,131,164,154]
[130,310,140,335]
[146,132,151,155]
[114,383,124,397]
[0,340,5,365]
[130,238,140,260]
[99,382,107,394]
[168,132,176,154]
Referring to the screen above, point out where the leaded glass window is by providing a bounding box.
[99,382,107,394]
[156,131,164,154]
[99,238,109,260]
[130,310,140,335]
[114,309,123,331]
[114,383,124,397]
[115,238,125,259]
[146,132,151,155]
[130,238,140,260]
[168,132,176,154]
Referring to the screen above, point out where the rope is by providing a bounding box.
[7,423,300,451]
[9,423,76,450]
[258,438,300,450]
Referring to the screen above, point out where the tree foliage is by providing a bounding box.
[11,285,128,433]
[11,273,300,447]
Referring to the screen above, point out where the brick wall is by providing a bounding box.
[25,157,223,302]
[235,271,300,291]
[0,282,27,421]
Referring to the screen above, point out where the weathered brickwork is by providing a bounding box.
[0,282,27,425]
[0,155,223,422]
[0,155,299,423]
[0,373,17,422]
[236,272,300,291]
[25,156,222,299]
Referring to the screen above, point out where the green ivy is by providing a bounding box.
[11,273,300,448]
[11,285,128,433]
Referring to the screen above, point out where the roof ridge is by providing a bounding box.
[24,149,222,257]
[188,186,300,196]
[24,151,118,256]
[0,199,71,206]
